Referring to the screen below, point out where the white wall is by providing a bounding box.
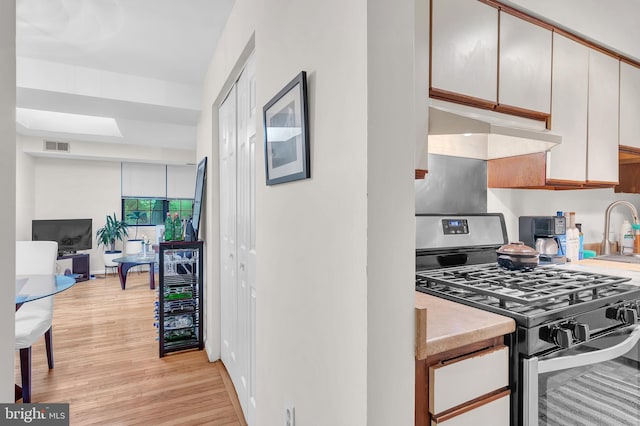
[16,136,36,240]
[366,1,418,425]
[29,155,179,274]
[0,0,16,402]
[21,137,195,165]
[198,0,417,425]
[33,157,121,272]
[255,0,370,423]
[489,188,640,247]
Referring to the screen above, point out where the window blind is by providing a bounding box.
[121,163,167,197]
[167,165,197,199]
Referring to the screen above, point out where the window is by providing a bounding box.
[168,199,194,221]
[122,198,194,226]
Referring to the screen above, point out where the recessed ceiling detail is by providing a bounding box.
[17,108,122,137]
[14,0,235,153]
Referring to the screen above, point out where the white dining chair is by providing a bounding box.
[15,240,58,403]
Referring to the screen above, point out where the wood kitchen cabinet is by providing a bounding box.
[430,1,551,124]
[586,50,619,183]
[620,62,640,150]
[614,62,640,193]
[489,34,620,189]
[415,293,515,426]
[498,12,552,114]
[428,345,510,426]
[430,0,498,105]
[546,33,589,183]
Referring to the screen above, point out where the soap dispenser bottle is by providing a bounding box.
[566,212,579,262]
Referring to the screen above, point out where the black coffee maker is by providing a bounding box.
[518,216,566,263]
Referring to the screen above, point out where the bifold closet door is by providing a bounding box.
[219,51,256,425]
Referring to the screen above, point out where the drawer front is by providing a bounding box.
[429,345,508,414]
[431,393,510,426]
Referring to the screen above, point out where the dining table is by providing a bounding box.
[14,274,76,401]
[15,274,76,310]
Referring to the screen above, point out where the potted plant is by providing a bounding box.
[126,211,148,240]
[96,213,129,271]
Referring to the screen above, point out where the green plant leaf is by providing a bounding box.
[95,212,129,252]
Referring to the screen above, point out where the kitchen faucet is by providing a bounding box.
[601,200,640,255]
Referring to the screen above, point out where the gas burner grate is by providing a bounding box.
[416,263,631,306]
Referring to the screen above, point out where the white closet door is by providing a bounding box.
[219,85,238,384]
[235,54,253,419]
[245,53,257,426]
[219,52,256,425]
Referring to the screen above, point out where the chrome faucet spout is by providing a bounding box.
[601,201,640,255]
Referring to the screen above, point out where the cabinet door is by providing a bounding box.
[498,12,552,113]
[547,34,589,182]
[432,393,510,426]
[431,0,498,103]
[620,62,640,149]
[587,51,619,183]
[429,346,508,414]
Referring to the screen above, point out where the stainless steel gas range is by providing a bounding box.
[415,213,640,426]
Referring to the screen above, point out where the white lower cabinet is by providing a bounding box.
[429,346,510,425]
[432,394,510,426]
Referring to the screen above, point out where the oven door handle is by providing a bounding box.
[538,324,640,374]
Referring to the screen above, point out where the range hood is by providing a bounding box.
[427,102,562,160]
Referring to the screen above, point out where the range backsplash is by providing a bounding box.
[415,154,487,214]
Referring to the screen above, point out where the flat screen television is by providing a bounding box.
[189,156,207,241]
[32,219,92,255]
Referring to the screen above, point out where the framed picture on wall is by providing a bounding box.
[263,71,310,185]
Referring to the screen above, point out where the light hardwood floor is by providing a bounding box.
[15,272,247,426]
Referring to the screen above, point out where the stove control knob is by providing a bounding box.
[554,328,573,349]
[606,306,639,325]
[544,326,573,349]
[620,308,639,325]
[569,323,590,342]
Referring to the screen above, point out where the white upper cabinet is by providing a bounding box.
[547,33,589,182]
[620,62,640,149]
[498,13,552,113]
[587,51,619,183]
[431,0,498,103]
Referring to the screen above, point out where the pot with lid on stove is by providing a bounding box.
[496,241,539,271]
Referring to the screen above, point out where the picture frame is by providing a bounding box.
[263,71,310,185]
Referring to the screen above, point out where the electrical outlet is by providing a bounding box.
[285,404,295,426]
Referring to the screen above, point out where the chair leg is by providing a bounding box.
[44,327,54,369]
[19,347,31,403]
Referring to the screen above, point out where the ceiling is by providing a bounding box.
[15,0,235,151]
[16,1,639,156]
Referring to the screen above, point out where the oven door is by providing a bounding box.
[522,325,640,426]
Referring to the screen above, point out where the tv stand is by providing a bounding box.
[57,253,90,282]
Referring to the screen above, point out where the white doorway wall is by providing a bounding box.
[219,52,256,425]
